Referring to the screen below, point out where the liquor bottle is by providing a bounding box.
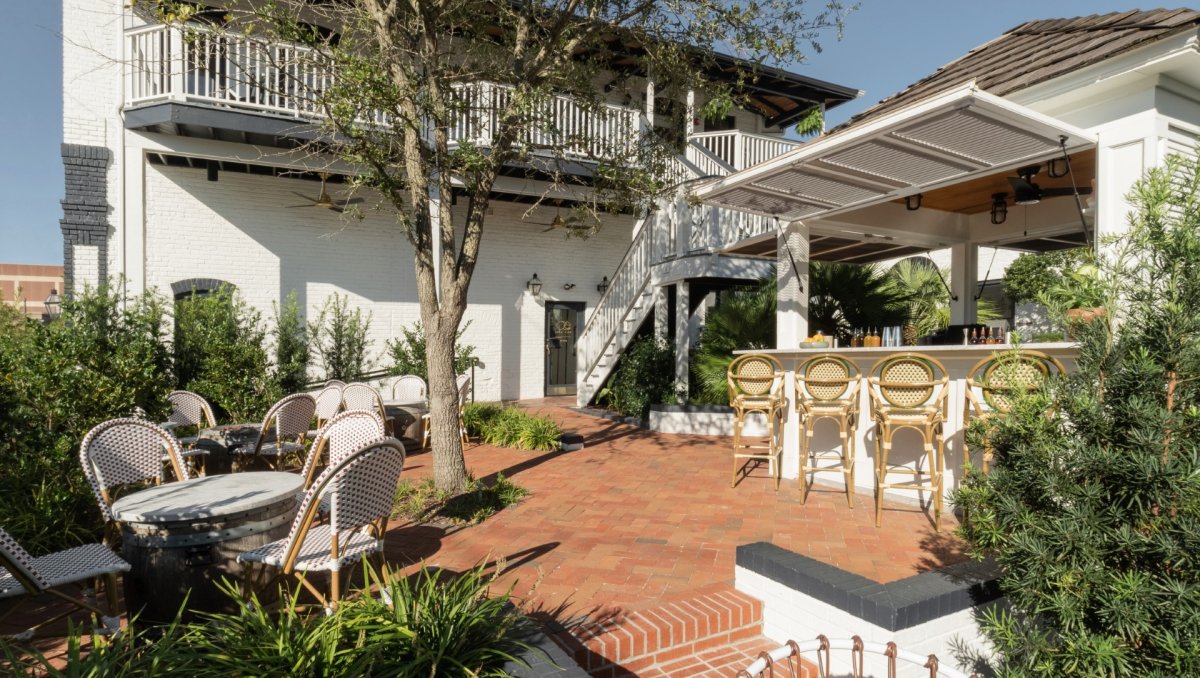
[970,328,979,345]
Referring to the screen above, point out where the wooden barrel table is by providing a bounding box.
[111,471,303,624]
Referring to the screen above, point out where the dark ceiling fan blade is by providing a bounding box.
[286,204,314,209]
[540,225,558,232]
[1007,176,1037,194]
[334,197,365,207]
[291,191,318,202]
[331,205,346,214]
[1041,186,1093,198]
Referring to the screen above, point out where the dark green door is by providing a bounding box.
[545,302,583,396]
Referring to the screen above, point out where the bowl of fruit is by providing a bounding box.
[799,332,829,349]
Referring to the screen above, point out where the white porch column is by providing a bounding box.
[674,281,690,403]
[429,181,443,302]
[653,285,669,342]
[776,220,809,348]
[949,243,978,325]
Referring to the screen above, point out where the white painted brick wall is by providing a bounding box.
[736,567,995,678]
[143,163,632,401]
[71,245,100,294]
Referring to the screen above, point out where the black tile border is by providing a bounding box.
[569,406,646,429]
[736,542,1001,632]
[501,614,589,677]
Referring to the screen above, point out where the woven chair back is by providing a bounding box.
[314,385,344,421]
[265,393,317,440]
[80,418,188,520]
[325,379,347,388]
[343,384,384,414]
[799,355,859,402]
[300,410,387,489]
[392,375,427,401]
[167,390,216,428]
[873,354,946,409]
[969,351,1064,414]
[456,374,472,407]
[727,354,783,399]
[0,527,51,594]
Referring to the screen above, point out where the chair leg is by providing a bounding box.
[875,425,891,529]
[771,408,782,491]
[731,411,744,488]
[798,417,809,503]
[841,415,854,509]
[935,428,946,531]
[330,569,341,609]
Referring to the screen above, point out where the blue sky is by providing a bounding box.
[2,1,1144,264]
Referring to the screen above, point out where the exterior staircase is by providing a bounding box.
[575,132,803,406]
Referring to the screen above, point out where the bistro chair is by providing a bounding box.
[964,350,1065,472]
[391,375,427,402]
[234,393,317,471]
[165,390,217,475]
[238,438,407,610]
[79,418,189,544]
[0,527,131,639]
[309,384,345,438]
[299,409,388,491]
[727,354,785,490]
[795,354,861,507]
[324,379,347,388]
[867,353,949,530]
[343,383,392,436]
[422,374,472,450]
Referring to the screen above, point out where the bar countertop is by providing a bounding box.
[735,341,1077,357]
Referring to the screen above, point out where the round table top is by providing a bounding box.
[111,472,303,523]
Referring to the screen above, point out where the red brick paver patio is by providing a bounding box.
[387,399,966,675]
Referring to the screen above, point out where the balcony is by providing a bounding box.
[687,130,804,175]
[123,22,641,161]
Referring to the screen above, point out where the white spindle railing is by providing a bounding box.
[125,23,639,160]
[685,140,735,177]
[689,130,804,171]
[577,215,655,381]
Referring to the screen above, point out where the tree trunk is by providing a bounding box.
[425,318,470,493]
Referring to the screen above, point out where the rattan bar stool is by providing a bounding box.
[728,353,785,490]
[795,354,861,507]
[964,350,1065,472]
[867,353,949,530]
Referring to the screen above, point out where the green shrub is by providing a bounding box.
[393,473,529,525]
[311,293,372,382]
[603,335,674,418]
[386,320,476,383]
[462,403,561,451]
[690,279,776,405]
[0,565,531,677]
[955,153,1200,675]
[273,290,309,394]
[1001,247,1090,303]
[0,286,173,552]
[175,285,279,423]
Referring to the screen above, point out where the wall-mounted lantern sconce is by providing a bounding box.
[905,193,922,211]
[562,283,576,291]
[597,276,610,294]
[526,273,543,296]
[43,288,62,323]
[990,193,1008,225]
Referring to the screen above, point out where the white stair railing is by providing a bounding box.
[689,130,805,171]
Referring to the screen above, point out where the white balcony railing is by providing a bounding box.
[124,23,641,161]
[689,130,804,172]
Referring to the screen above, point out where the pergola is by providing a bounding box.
[694,83,1096,346]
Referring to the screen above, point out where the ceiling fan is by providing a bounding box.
[287,173,364,214]
[527,206,591,233]
[1007,165,1093,205]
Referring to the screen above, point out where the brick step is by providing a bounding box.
[552,584,765,677]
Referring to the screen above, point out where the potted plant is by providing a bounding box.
[1039,263,1107,323]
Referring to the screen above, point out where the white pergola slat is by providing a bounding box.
[695,82,1096,224]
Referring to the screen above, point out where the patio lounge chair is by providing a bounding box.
[79,418,190,544]
[0,527,130,640]
[728,354,785,490]
[795,354,861,507]
[238,438,407,609]
[867,353,949,530]
[233,393,317,471]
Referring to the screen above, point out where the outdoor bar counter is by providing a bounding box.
[736,342,1078,504]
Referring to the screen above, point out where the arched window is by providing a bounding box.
[171,278,235,301]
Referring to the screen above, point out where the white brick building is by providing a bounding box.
[62,1,859,401]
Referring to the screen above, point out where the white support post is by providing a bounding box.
[429,180,443,303]
[675,194,689,257]
[776,220,809,348]
[685,89,696,138]
[645,78,655,127]
[674,281,690,403]
[949,243,978,325]
[654,285,669,342]
[169,26,185,99]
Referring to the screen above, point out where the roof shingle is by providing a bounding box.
[836,8,1200,132]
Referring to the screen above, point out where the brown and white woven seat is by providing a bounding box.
[964,350,1065,472]
[238,438,407,609]
[79,418,190,544]
[422,374,471,450]
[795,354,861,507]
[343,383,392,436]
[728,354,785,490]
[867,353,949,530]
[391,375,427,402]
[307,384,345,438]
[234,393,316,471]
[0,527,130,639]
